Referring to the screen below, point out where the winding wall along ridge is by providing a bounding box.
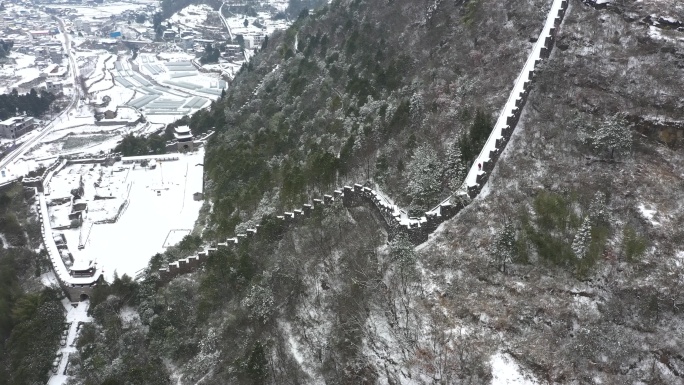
[157,0,570,283]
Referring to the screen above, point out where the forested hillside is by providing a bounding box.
[0,184,65,385]
[199,0,549,238]
[67,0,684,383]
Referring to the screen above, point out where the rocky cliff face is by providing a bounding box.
[68,0,684,384]
[419,0,684,383]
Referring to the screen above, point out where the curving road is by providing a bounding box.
[0,15,81,178]
[217,2,235,41]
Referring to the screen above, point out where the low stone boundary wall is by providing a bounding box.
[121,154,180,164]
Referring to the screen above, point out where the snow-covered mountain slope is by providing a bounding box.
[65,0,684,384]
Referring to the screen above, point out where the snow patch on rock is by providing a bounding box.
[637,203,659,226]
[490,352,539,385]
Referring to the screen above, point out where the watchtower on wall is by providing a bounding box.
[174,126,194,152]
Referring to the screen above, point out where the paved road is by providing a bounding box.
[47,299,92,385]
[218,3,235,41]
[0,15,81,177]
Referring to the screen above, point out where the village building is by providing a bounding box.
[0,116,35,139]
[42,63,68,78]
[28,29,50,39]
[162,30,177,40]
[181,35,194,50]
[45,80,64,94]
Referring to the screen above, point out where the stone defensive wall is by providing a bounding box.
[0,177,22,192]
[29,157,108,302]
[21,158,66,192]
[157,183,465,283]
[461,0,568,200]
[157,0,571,285]
[36,187,104,302]
[22,154,122,191]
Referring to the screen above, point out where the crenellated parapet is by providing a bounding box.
[22,158,66,193]
[156,181,472,283]
[155,0,572,285]
[461,0,569,200]
[36,187,103,302]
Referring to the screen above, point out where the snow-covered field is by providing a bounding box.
[168,4,215,29]
[0,52,42,93]
[49,150,205,281]
[84,53,114,91]
[223,11,290,41]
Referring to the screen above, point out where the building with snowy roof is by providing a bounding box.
[70,260,98,278]
[42,63,68,78]
[0,116,35,139]
[173,125,194,152]
[45,80,64,94]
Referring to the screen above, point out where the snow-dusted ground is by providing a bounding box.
[168,4,214,29]
[84,54,113,89]
[490,352,540,385]
[224,11,290,40]
[637,203,660,226]
[41,271,61,287]
[163,229,191,248]
[0,52,41,93]
[51,150,205,281]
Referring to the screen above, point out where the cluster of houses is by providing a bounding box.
[1,3,71,94]
[1,6,61,55]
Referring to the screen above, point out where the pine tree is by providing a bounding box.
[489,220,516,273]
[622,226,647,262]
[588,191,607,225]
[583,113,632,159]
[409,92,424,127]
[406,144,440,207]
[443,141,466,191]
[572,216,592,261]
